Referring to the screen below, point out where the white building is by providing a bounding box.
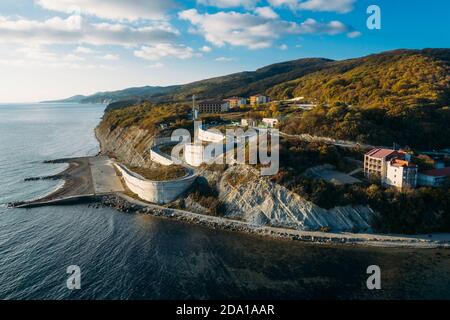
[241,118,257,127]
[364,148,418,189]
[385,158,418,189]
[262,118,279,128]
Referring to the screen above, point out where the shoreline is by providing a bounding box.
[11,156,450,249]
[101,193,450,249]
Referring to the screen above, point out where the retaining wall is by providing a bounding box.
[114,163,197,204]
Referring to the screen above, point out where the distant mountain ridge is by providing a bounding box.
[45,58,334,105]
[43,85,181,104]
[47,49,449,112]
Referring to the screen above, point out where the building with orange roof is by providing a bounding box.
[226,97,247,108]
[364,148,418,189]
[250,94,268,106]
[386,158,418,189]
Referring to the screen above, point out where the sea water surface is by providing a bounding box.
[0,103,449,300]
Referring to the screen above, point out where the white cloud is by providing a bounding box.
[200,45,212,53]
[197,0,259,9]
[298,18,349,35]
[0,15,179,47]
[268,0,356,13]
[347,30,362,38]
[74,46,96,54]
[134,43,195,61]
[278,44,288,50]
[179,9,297,49]
[98,54,120,60]
[35,0,175,21]
[215,57,234,62]
[179,9,352,49]
[255,7,279,19]
[0,45,98,69]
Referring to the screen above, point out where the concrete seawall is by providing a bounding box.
[114,163,197,204]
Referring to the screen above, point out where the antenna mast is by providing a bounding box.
[192,94,197,120]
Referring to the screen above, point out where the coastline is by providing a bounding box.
[12,155,450,249]
[11,149,450,249]
[101,193,450,249]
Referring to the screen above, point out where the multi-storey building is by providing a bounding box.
[197,101,230,114]
[226,97,247,108]
[385,158,418,189]
[364,148,418,190]
[250,95,268,106]
[364,148,399,179]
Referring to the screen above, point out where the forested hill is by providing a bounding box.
[268,49,450,108]
[276,49,450,150]
[152,58,332,103]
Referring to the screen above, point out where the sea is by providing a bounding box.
[0,103,449,300]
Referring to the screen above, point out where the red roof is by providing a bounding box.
[366,148,397,159]
[421,167,450,177]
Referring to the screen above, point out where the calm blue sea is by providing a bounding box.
[0,103,449,300]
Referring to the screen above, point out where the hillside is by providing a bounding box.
[152,58,332,103]
[272,49,450,149]
[268,49,449,107]
[51,58,333,105]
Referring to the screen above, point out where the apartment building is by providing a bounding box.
[385,158,418,189]
[197,101,230,114]
[226,97,247,108]
[364,148,418,189]
[250,95,269,106]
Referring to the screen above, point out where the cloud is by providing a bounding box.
[0,45,102,69]
[255,7,279,19]
[179,9,298,49]
[347,30,362,38]
[0,15,179,47]
[200,45,212,53]
[268,0,356,13]
[35,0,175,21]
[278,44,288,50]
[197,0,259,9]
[298,18,349,35]
[215,57,234,62]
[98,53,120,60]
[74,46,96,54]
[134,43,195,61]
[179,9,353,49]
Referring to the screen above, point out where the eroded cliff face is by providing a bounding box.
[201,165,377,232]
[96,121,377,232]
[96,124,155,168]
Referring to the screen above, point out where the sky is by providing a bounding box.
[0,0,448,102]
